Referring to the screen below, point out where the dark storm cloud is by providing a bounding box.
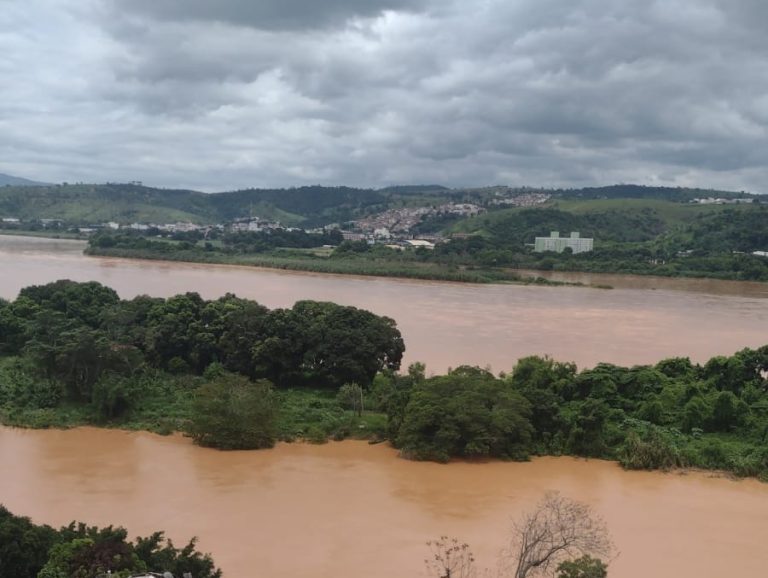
[114,0,431,30]
[2,0,767,191]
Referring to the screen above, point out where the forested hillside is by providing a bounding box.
[0,181,758,227]
[441,204,768,280]
[0,183,442,225]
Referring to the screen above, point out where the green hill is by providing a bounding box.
[0,182,762,235]
[0,183,454,226]
[0,172,51,186]
[450,196,762,244]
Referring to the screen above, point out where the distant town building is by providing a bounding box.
[341,231,367,242]
[438,203,484,216]
[692,197,753,205]
[534,231,594,254]
[405,239,435,250]
[128,223,151,231]
[230,218,282,233]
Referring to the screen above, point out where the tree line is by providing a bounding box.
[0,279,403,389]
[0,505,220,578]
[375,350,768,477]
[0,280,403,444]
[2,280,768,479]
[91,227,344,255]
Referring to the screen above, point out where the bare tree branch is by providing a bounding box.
[502,492,613,578]
[425,536,477,578]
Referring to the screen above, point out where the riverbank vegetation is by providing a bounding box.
[0,505,220,578]
[6,181,767,283]
[437,205,768,281]
[2,280,768,480]
[85,235,570,285]
[84,201,768,283]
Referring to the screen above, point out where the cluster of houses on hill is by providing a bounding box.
[351,203,484,236]
[489,191,551,207]
[690,197,755,205]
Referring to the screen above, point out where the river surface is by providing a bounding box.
[1,426,768,578]
[1,234,767,372]
[2,236,768,577]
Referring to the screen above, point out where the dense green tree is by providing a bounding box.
[710,390,748,431]
[19,279,119,327]
[681,396,712,433]
[91,373,143,419]
[217,299,271,377]
[619,428,684,470]
[292,300,405,388]
[655,357,696,380]
[133,532,222,578]
[0,506,58,578]
[188,373,278,450]
[556,555,608,578]
[565,399,612,457]
[144,292,205,370]
[252,301,404,388]
[372,363,425,440]
[0,297,38,354]
[396,366,533,462]
[507,356,575,445]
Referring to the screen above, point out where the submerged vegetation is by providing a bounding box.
[1,280,768,481]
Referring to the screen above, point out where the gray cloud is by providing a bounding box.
[1,0,767,192]
[113,0,431,30]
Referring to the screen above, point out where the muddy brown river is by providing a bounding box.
[1,235,768,577]
[1,426,767,578]
[1,234,767,372]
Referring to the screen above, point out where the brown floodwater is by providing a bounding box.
[1,426,767,578]
[2,236,768,577]
[0,234,767,372]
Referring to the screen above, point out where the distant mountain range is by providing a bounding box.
[0,180,760,227]
[0,172,51,187]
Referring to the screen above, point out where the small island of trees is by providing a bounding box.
[2,280,768,577]
[1,279,767,478]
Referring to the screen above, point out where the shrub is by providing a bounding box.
[188,374,277,450]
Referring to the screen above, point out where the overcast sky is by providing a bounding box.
[2,0,767,192]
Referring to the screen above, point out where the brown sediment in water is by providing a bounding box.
[2,236,767,577]
[1,426,768,578]
[1,235,767,373]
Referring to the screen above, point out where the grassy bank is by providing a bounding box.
[86,246,584,286]
[3,379,764,482]
[0,360,387,443]
[0,229,87,240]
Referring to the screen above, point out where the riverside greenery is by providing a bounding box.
[0,505,220,578]
[84,201,768,283]
[1,280,768,479]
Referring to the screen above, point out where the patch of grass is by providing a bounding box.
[277,388,387,442]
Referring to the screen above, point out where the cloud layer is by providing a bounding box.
[2,0,767,191]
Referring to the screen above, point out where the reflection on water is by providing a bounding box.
[1,426,767,578]
[1,235,766,372]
